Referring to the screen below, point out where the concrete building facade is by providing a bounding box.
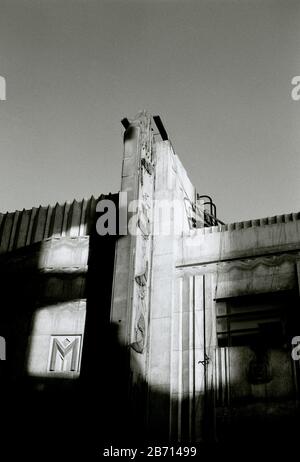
[0,111,299,450]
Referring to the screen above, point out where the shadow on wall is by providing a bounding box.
[0,196,173,456]
[0,198,118,455]
[0,203,300,456]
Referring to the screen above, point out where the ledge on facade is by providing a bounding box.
[196,211,300,234]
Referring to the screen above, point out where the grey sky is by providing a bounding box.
[0,0,299,223]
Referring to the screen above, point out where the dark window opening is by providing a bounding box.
[216,291,299,349]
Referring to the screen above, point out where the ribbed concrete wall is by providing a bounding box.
[197,211,300,234]
[178,211,300,269]
[0,195,103,254]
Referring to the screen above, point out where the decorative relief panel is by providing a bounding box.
[131,313,146,354]
[130,113,154,354]
[138,203,151,236]
[48,335,82,373]
[141,157,154,176]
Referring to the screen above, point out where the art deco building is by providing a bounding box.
[0,112,299,452]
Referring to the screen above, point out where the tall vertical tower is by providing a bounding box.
[110,111,201,441]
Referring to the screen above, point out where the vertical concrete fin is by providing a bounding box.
[0,213,4,235]
[26,207,37,245]
[79,198,88,236]
[61,202,71,237]
[50,202,64,237]
[16,209,31,249]
[43,205,53,239]
[86,195,97,235]
[68,199,82,237]
[8,210,20,251]
[0,213,13,253]
[0,194,104,252]
[32,206,48,243]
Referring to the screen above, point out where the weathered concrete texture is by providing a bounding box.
[110,113,300,443]
[147,140,199,441]
[109,113,157,440]
[110,122,141,345]
[178,217,300,266]
[0,237,89,274]
[109,115,201,441]
[27,300,86,378]
[146,135,300,442]
[214,258,297,298]
[1,112,300,446]
[0,195,104,392]
[0,195,101,254]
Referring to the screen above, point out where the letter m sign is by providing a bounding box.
[48,335,81,373]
